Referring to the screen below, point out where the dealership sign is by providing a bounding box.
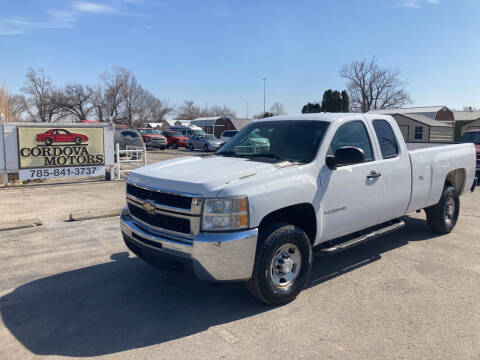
[17,127,105,180]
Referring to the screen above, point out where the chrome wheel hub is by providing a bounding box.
[270,243,301,288]
[444,196,455,225]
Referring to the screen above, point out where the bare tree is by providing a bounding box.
[21,68,62,122]
[59,83,95,121]
[269,102,286,116]
[100,66,132,122]
[150,98,174,121]
[208,105,236,118]
[176,100,202,120]
[8,95,28,121]
[340,59,410,112]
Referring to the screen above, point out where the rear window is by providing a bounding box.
[121,131,139,137]
[372,120,399,158]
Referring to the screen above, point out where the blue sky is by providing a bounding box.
[0,0,479,117]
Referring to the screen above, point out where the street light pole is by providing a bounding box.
[245,101,249,119]
[262,78,266,115]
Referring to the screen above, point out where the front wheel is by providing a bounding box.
[172,142,178,149]
[74,137,82,145]
[204,144,209,152]
[425,185,459,234]
[246,223,312,305]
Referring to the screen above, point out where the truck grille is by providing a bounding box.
[128,204,191,234]
[127,184,192,210]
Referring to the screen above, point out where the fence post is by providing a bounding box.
[2,174,8,187]
[143,144,147,167]
[116,143,120,180]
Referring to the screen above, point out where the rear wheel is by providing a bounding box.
[204,144,209,152]
[172,142,178,149]
[189,143,194,151]
[45,137,53,145]
[425,186,459,234]
[246,223,312,305]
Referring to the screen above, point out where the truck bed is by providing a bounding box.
[406,143,476,213]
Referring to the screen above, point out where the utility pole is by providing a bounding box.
[263,78,266,115]
[245,101,249,119]
[205,102,208,133]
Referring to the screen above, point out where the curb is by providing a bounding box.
[69,208,122,222]
[0,218,43,232]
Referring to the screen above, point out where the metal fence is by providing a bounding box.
[115,143,147,180]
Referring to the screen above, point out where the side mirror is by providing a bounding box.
[327,146,365,169]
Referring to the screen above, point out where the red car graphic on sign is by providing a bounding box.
[35,129,89,145]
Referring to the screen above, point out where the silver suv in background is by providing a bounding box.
[187,134,223,152]
[220,130,238,143]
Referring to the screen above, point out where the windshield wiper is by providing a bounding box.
[216,150,238,157]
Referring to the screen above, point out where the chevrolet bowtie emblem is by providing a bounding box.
[143,200,156,214]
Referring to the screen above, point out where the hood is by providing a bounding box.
[129,155,278,195]
[143,134,165,139]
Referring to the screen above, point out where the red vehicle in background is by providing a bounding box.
[161,130,189,149]
[459,129,480,177]
[137,128,167,150]
[36,129,88,145]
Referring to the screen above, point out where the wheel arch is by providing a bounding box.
[258,203,317,245]
[445,168,466,194]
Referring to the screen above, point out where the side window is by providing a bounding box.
[329,121,374,162]
[414,126,423,140]
[372,120,399,159]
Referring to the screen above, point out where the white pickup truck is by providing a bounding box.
[120,114,477,304]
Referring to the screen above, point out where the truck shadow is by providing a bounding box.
[0,216,436,357]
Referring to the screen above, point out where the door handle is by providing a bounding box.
[367,171,382,179]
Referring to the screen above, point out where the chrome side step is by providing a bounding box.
[315,219,405,256]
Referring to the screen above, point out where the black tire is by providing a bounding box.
[74,137,82,145]
[425,185,459,234]
[204,144,209,152]
[189,143,194,151]
[160,146,166,150]
[246,223,312,305]
[172,142,178,149]
[45,137,53,145]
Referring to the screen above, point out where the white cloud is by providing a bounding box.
[401,0,441,8]
[72,2,116,14]
[0,10,75,35]
[0,1,154,36]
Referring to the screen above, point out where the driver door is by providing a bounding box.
[319,120,385,241]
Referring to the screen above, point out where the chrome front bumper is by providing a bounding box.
[120,207,258,281]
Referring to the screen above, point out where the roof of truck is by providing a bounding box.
[254,113,389,123]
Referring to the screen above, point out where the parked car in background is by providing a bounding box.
[169,125,205,137]
[161,131,189,149]
[137,128,167,150]
[114,128,143,150]
[187,134,223,151]
[459,129,480,176]
[220,130,238,143]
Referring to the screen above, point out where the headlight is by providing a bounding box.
[202,196,249,231]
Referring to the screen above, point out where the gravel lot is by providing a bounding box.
[0,150,479,360]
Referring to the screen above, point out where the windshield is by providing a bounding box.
[216,120,329,163]
[193,129,206,135]
[204,134,217,141]
[459,132,480,145]
[139,129,159,135]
